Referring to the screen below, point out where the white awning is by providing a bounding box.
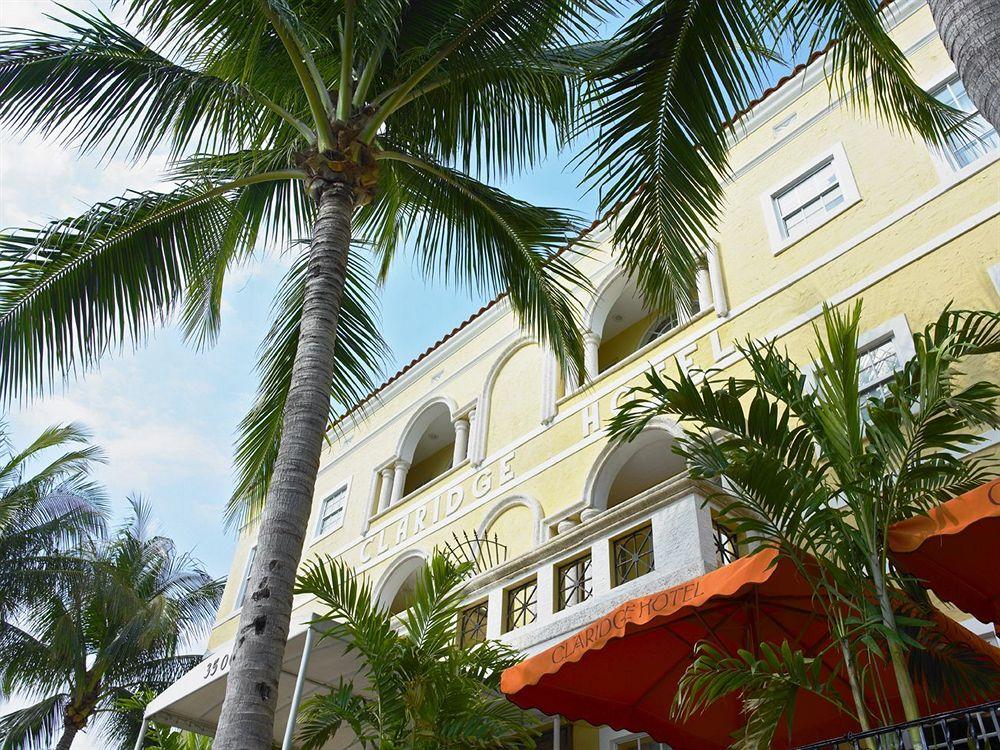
[144,618,362,748]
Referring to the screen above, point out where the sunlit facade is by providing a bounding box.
[156,1,999,747]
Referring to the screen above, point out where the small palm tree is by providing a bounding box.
[0,2,604,745]
[0,421,107,621]
[0,498,223,750]
[610,303,1000,735]
[294,553,537,750]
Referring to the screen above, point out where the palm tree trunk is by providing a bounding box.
[928,0,1000,130]
[55,723,79,750]
[212,181,355,750]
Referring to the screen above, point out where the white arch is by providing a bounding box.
[374,548,429,612]
[582,418,684,511]
[394,395,460,464]
[585,265,632,337]
[476,494,545,547]
[469,337,538,465]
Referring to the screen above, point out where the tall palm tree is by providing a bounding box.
[609,303,1000,732]
[579,0,982,315]
[0,421,107,621]
[0,498,223,750]
[0,2,604,746]
[293,552,537,750]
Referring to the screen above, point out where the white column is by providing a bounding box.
[583,331,601,382]
[706,241,729,317]
[377,466,394,513]
[389,460,409,506]
[696,265,712,313]
[540,348,558,424]
[281,625,316,750]
[468,405,485,467]
[486,587,505,639]
[453,415,470,464]
[591,539,612,596]
[133,719,149,750]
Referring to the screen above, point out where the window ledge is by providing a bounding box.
[769,194,862,256]
[368,458,470,525]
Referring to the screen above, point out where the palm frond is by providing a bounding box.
[0,692,68,750]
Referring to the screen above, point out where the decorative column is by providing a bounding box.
[696,264,712,313]
[583,331,601,382]
[376,466,394,513]
[389,460,409,506]
[540,347,558,424]
[452,415,470,464]
[706,241,729,317]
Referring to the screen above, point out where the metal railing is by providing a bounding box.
[796,701,1000,750]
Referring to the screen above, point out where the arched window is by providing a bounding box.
[376,552,426,617]
[587,427,686,512]
[402,403,456,496]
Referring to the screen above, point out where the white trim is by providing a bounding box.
[762,142,861,254]
[989,264,1000,297]
[601,727,670,750]
[373,548,429,612]
[232,544,257,614]
[394,395,460,463]
[313,478,351,542]
[477,494,546,547]
[923,70,1000,177]
[472,337,537,466]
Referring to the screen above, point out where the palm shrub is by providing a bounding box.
[0,498,223,750]
[0,421,107,621]
[609,302,1000,738]
[0,1,606,745]
[293,552,537,750]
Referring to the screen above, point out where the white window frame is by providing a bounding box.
[761,142,861,255]
[600,727,671,750]
[924,69,1000,178]
[234,545,257,613]
[803,314,914,396]
[988,263,1000,298]
[314,480,350,541]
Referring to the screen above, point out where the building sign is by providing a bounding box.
[359,452,516,563]
[549,578,704,665]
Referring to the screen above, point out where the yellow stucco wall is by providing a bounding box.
[208,20,1000,747]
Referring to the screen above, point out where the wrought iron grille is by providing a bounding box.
[505,579,537,632]
[713,521,740,565]
[557,554,593,610]
[441,530,508,574]
[458,601,488,648]
[794,700,1000,750]
[613,524,655,587]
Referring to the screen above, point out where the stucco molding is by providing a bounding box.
[373,548,429,611]
[476,494,545,548]
[394,394,460,463]
[470,336,538,467]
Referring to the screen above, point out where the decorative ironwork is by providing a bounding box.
[713,521,740,565]
[458,601,488,648]
[441,530,508,574]
[505,579,537,632]
[557,554,593,610]
[613,524,655,586]
[858,338,900,402]
[795,700,1000,750]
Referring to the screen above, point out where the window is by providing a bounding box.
[774,160,844,239]
[315,484,348,537]
[932,77,998,169]
[858,337,900,402]
[235,546,257,610]
[505,579,538,632]
[459,601,488,647]
[762,143,860,253]
[640,285,701,347]
[613,524,655,587]
[557,554,593,610]
[713,520,740,565]
[613,734,670,750]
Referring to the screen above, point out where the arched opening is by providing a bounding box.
[590,272,702,376]
[588,428,686,511]
[479,496,542,563]
[400,401,456,496]
[377,553,426,617]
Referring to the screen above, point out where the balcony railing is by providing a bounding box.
[795,701,1000,750]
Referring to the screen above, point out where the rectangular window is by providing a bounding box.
[505,579,538,632]
[557,554,593,611]
[315,485,347,537]
[933,77,998,168]
[235,545,256,609]
[773,160,845,239]
[614,735,670,750]
[858,337,900,402]
[713,520,740,566]
[613,524,655,587]
[459,601,488,648]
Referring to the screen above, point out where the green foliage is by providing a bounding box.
[609,302,1000,740]
[0,497,223,750]
[293,552,538,750]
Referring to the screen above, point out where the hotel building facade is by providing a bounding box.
[149,1,1000,747]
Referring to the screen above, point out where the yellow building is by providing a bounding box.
[147,1,999,747]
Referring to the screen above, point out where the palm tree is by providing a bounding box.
[0,2,604,745]
[293,552,537,750]
[0,421,107,621]
[0,498,223,750]
[609,303,1000,734]
[578,0,985,316]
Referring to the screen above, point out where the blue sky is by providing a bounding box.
[0,0,600,583]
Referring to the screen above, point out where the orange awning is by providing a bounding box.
[501,549,1000,749]
[889,479,1000,626]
